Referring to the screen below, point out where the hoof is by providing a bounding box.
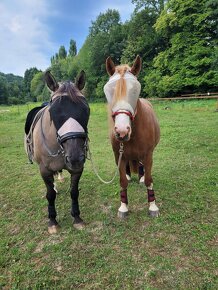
[118,210,128,219]
[148,210,160,217]
[73,221,85,230]
[48,225,59,234]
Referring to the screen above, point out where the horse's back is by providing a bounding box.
[25,104,47,135]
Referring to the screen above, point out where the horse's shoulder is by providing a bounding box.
[138,98,153,110]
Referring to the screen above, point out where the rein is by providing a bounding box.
[88,142,124,184]
[40,108,65,157]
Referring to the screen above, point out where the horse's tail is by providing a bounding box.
[129,160,138,174]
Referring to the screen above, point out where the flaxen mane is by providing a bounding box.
[112,65,130,105]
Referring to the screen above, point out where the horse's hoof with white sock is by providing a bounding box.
[118,210,128,219]
[148,201,160,217]
[118,202,128,219]
[148,210,160,217]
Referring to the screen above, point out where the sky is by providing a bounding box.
[0,0,135,77]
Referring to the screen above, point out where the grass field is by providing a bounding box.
[0,100,217,289]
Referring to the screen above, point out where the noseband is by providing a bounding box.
[112,110,135,122]
[56,131,89,160]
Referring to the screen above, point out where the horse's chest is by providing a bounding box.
[112,139,148,161]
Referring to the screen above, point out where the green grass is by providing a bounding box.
[0,100,217,289]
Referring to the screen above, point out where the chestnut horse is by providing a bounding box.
[24,70,90,233]
[104,56,160,218]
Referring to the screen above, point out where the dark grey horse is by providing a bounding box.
[25,70,90,233]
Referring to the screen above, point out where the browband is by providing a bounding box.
[57,132,87,144]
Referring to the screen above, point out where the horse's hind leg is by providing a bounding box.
[70,172,85,230]
[143,151,160,217]
[40,164,59,233]
[138,162,144,184]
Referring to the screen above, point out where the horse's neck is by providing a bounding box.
[131,98,152,136]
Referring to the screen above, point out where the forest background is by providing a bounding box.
[0,0,217,105]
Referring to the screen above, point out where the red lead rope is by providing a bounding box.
[112,110,135,121]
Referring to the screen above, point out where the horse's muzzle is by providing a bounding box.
[65,154,85,172]
[115,133,130,142]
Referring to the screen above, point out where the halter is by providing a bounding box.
[111,110,135,121]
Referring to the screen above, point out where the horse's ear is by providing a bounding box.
[75,70,86,91]
[130,55,142,76]
[106,56,115,76]
[44,70,59,92]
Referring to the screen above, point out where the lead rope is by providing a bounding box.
[87,142,124,184]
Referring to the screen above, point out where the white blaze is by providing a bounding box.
[114,113,131,138]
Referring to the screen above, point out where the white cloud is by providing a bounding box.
[0,0,134,77]
[0,0,56,76]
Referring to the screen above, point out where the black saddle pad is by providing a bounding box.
[25,104,48,135]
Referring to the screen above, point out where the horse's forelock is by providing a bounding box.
[52,81,86,104]
[115,65,130,77]
[112,65,130,106]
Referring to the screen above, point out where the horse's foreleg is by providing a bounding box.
[70,172,84,229]
[143,152,160,217]
[118,159,129,218]
[126,162,131,181]
[40,165,59,233]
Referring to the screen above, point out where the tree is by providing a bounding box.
[30,72,45,101]
[24,67,40,101]
[132,0,166,14]
[0,76,9,104]
[89,9,120,36]
[144,0,218,97]
[72,9,125,100]
[69,39,77,57]
[58,45,67,59]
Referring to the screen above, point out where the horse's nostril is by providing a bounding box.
[127,126,130,132]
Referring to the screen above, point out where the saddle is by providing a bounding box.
[24,104,48,163]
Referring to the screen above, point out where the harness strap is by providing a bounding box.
[25,106,47,163]
[40,108,64,157]
[57,132,87,144]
